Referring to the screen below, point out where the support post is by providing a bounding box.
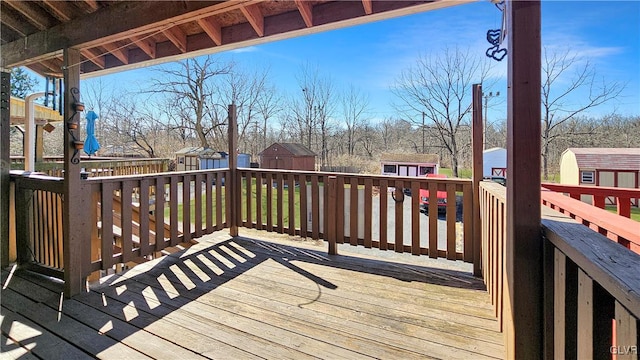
[505,0,542,358]
[63,48,88,297]
[472,83,483,277]
[1,71,11,267]
[228,104,238,237]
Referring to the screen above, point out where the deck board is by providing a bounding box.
[1,231,504,359]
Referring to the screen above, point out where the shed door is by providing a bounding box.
[398,165,418,177]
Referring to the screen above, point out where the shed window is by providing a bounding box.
[383,164,397,173]
[581,171,594,184]
[419,166,434,175]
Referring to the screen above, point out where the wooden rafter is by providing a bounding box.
[362,0,373,15]
[240,4,264,37]
[3,0,54,30]
[83,0,99,11]
[42,0,73,22]
[130,35,157,59]
[81,48,105,69]
[163,26,188,53]
[197,16,222,46]
[0,9,36,37]
[39,58,61,73]
[295,0,313,28]
[101,43,129,65]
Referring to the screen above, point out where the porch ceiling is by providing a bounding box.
[1,0,471,79]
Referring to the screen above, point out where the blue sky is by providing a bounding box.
[71,1,639,123]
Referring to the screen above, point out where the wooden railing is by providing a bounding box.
[542,182,640,218]
[11,156,170,177]
[479,181,506,331]
[10,171,65,276]
[541,188,640,253]
[84,169,229,274]
[238,169,475,262]
[481,181,640,358]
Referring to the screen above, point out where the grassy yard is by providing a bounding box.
[605,205,640,222]
[439,168,472,179]
[164,179,302,227]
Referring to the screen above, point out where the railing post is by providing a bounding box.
[228,104,239,237]
[1,71,10,267]
[14,179,32,265]
[62,48,88,297]
[472,83,483,276]
[327,176,338,255]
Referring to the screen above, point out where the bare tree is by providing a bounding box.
[392,47,490,177]
[541,48,625,179]
[340,85,371,156]
[149,56,232,149]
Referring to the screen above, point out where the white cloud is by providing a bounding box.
[229,46,260,54]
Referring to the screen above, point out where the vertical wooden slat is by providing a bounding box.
[364,178,372,249]
[205,172,213,233]
[577,269,593,360]
[181,175,191,243]
[246,171,253,227]
[256,172,263,230]
[497,200,505,330]
[14,185,30,264]
[194,173,203,238]
[411,180,420,255]
[379,179,388,250]
[336,176,345,244]
[299,174,308,237]
[543,238,555,359]
[138,179,150,257]
[350,177,358,245]
[121,181,133,262]
[101,182,114,270]
[311,175,319,240]
[288,174,295,236]
[394,180,403,253]
[463,183,473,263]
[266,172,273,232]
[428,181,438,258]
[446,183,456,260]
[554,249,566,360]
[155,177,166,251]
[327,176,337,255]
[216,172,223,230]
[276,173,284,233]
[170,176,179,245]
[615,301,638,360]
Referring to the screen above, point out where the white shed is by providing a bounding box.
[483,147,507,178]
[380,153,439,177]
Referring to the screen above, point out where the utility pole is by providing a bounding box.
[482,91,500,149]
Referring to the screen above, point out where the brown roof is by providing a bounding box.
[259,143,316,157]
[567,148,640,171]
[380,153,440,164]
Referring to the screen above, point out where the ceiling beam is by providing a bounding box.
[0,8,37,37]
[240,4,264,37]
[197,16,223,46]
[42,0,73,22]
[163,26,188,53]
[3,0,55,30]
[1,1,255,67]
[295,0,313,28]
[362,0,373,15]
[101,43,129,65]
[81,48,105,69]
[130,35,157,59]
[83,0,100,12]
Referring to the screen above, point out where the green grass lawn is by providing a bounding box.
[605,205,640,222]
[439,168,472,178]
[164,179,302,227]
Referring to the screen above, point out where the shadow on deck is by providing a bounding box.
[1,232,503,359]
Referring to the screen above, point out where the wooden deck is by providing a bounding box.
[1,232,503,359]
